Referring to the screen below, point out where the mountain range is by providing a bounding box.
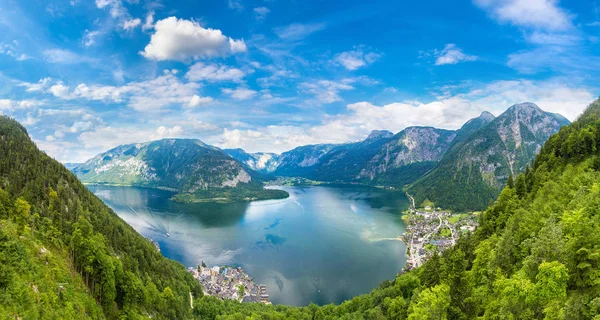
[407,103,569,211]
[1,99,597,319]
[73,139,288,203]
[72,102,568,211]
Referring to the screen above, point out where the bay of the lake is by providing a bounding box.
[88,185,408,306]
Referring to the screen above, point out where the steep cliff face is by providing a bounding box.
[308,130,395,181]
[407,102,570,211]
[357,127,457,182]
[224,148,280,173]
[273,144,337,177]
[74,139,253,193]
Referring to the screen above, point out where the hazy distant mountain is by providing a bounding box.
[73,139,287,202]
[63,162,81,170]
[306,130,395,181]
[272,144,338,177]
[407,102,570,211]
[223,148,280,173]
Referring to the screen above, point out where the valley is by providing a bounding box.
[2,0,596,317]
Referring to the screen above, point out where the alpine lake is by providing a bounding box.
[88,184,409,306]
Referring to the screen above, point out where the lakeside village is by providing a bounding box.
[142,193,477,303]
[143,237,270,304]
[401,195,479,271]
[188,265,270,304]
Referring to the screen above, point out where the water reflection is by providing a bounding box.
[89,184,408,306]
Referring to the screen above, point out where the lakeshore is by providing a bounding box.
[188,266,270,304]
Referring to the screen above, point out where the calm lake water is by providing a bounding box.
[88,185,408,306]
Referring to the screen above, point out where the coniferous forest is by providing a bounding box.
[2,98,600,319]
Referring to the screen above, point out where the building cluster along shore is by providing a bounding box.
[188,265,270,304]
[402,194,478,271]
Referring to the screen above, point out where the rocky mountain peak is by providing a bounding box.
[365,130,394,141]
[478,111,496,121]
[505,102,544,116]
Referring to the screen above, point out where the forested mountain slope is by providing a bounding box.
[0,116,202,319]
[407,103,569,211]
[3,98,598,319]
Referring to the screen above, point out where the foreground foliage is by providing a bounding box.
[0,117,201,319]
[2,98,600,319]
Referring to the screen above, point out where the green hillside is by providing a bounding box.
[0,116,202,319]
[3,98,600,319]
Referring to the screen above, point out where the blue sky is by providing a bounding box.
[0,0,599,162]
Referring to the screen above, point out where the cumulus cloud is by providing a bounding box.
[49,83,71,99]
[434,44,477,65]
[273,22,326,40]
[141,17,247,61]
[221,87,257,100]
[185,62,246,82]
[188,94,214,107]
[334,46,381,70]
[79,125,186,151]
[473,0,572,31]
[0,99,42,111]
[212,79,594,153]
[47,72,202,111]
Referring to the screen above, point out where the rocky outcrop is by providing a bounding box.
[407,102,570,211]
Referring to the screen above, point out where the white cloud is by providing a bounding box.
[43,49,95,64]
[185,62,246,82]
[156,125,184,137]
[473,0,572,31]
[254,7,270,21]
[142,12,154,31]
[122,18,141,31]
[0,99,42,111]
[334,46,381,70]
[228,0,244,11]
[212,79,595,153]
[526,31,580,46]
[49,83,71,99]
[79,125,187,151]
[299,79,355,103]
[95,0,127,19]
[220,128,264,148]
[222,87,257,100]
[47,72,202,111]
[18,78,52,92]
[188,94,214,107]
[83,30,101,46]
[273,22,326,40]
[141,17,247,61]
[506,46,600,74]
[0,42,30,61]
[434,44,477,65]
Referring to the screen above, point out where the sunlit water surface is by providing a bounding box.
[89,185,408,306]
